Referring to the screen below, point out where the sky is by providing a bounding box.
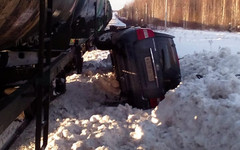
[2,17,240,150]
[109,0,133,10]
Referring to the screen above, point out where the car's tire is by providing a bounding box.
[94,31,115,50]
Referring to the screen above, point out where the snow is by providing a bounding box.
[160,28,240,57]
[2,28,240,150]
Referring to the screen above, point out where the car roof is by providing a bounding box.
[112,27,174,44]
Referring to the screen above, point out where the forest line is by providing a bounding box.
[118,0,240,31]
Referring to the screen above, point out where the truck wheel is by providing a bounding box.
[53,71,66,96]
[24,102,36,119]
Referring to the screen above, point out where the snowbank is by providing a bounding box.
[7,28,240,150]
[9,48,240,150]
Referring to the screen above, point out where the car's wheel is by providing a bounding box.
[95,31,115,50]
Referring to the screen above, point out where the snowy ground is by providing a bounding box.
[161,28,240,57]
[1,28,240,150]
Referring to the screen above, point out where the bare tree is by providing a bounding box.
[118,0,240,31]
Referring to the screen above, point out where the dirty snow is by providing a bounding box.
[1,28,240,150]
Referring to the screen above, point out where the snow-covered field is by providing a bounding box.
[1,28,240,150]
[162,28,240,57]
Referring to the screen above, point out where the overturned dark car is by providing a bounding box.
[96,27,181,109]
